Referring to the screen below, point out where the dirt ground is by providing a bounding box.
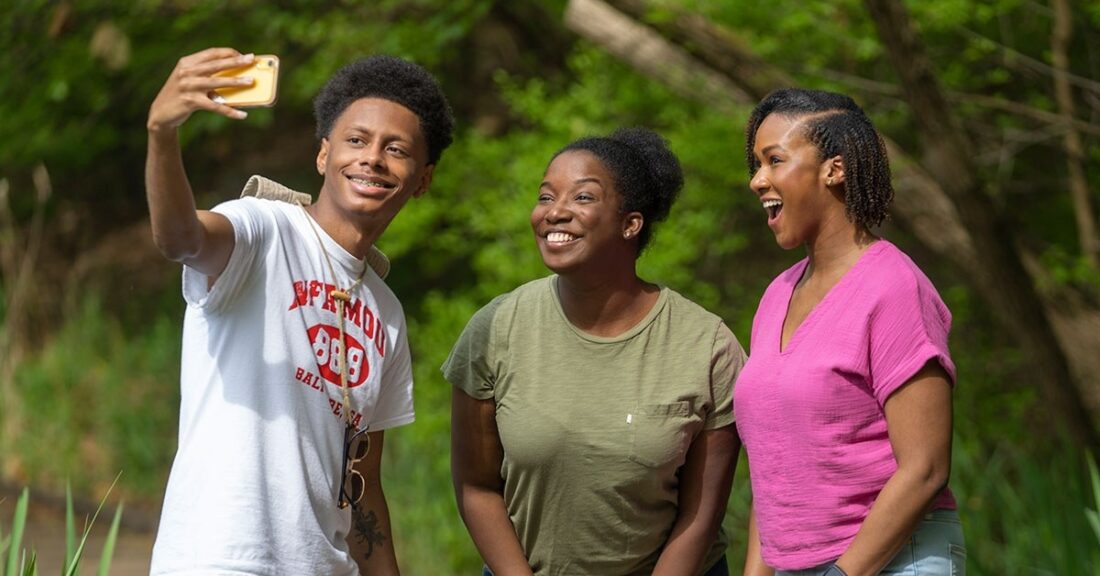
[0,491,153,575]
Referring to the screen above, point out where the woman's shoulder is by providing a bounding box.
[862,241,951,323]
[465,276,554,328]
[661,288,741,340]
[661,290,745,361]
[663,288,723,323]
[864,240,940,294]
[510,275,554,298]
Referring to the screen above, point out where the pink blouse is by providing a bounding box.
[734,240,957,570]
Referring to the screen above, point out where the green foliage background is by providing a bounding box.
[1,0,1099,574]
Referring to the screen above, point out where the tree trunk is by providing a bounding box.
[562,0,747,111]
[1050,0,1099,268]
[0,167,51,478]
[566,0,1100,451]
[862,0,1097,452]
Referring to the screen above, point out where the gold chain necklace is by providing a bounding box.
[300,204,367,426]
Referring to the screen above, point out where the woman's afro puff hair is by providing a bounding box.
[557,127,683,251]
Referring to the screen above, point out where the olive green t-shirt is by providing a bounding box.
[443,276,744,576]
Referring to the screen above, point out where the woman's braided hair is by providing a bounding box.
[744,88,893,228]
[554,127,683,252]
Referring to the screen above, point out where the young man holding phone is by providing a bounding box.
[145,47,453,575]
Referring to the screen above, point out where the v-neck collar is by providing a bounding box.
[778,240,884,355]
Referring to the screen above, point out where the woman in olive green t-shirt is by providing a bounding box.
[445,127,746,576]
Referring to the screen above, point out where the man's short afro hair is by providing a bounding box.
[313,55,455,165]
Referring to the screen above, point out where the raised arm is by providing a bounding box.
[451,388,533,576]
[832,360,954,576]
[652,424,739,576]
[145,47,253,277]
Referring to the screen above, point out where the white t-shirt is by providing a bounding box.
[150,196,415,575]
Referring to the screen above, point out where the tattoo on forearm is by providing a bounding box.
[352,507,387,559]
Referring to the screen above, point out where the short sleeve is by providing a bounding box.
[371,312,415,431]
[441,297,505,400]
[706,322,745,430]
[182,197,268,312]
[868,270,956,405]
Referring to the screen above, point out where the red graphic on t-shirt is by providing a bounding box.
[290,280,388,358]
[306,324,370,388]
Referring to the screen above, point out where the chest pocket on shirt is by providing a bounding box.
[627,401,693,468]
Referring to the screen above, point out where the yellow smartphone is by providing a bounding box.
[213,55,279,108]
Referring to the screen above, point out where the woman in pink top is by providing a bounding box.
[734,88,966,576]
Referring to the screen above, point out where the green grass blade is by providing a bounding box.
[1089,453,1100,506]
[0,504,6,570]
[64,473,120,576]
[1087,509,1100,543]
[19,550,35,576]
[63,523,92,574]
[6,488,29,576]
[1089,454,1100,544]
[63,482,75,573]
[95,504,123,576]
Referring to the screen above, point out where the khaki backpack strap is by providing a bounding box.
[239,175,391,279]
